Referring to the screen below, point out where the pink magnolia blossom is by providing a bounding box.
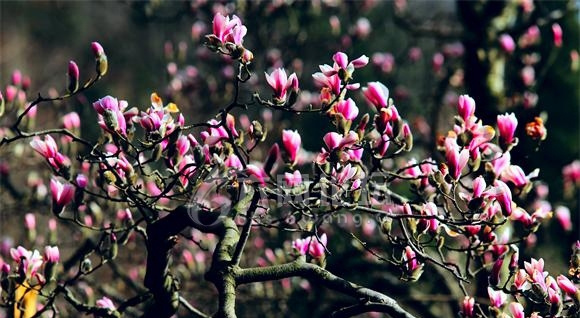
[509,302,525,318]
[50,178,75,214]
[282,129,301,164]
[513,269,529,290]
[30,135,58,159]
[492,152,511,177]
[457,94,476,122]
[555,206,572,232]
[292,233,328,259]
[563,160,580,185]
[265,68,298,103]
[225,154,243,170]
[292,237,310,256]
[403,246,420,273]
[68,60,79,80]
[362,82,389,110]
[499,34,516,53]
[10,246,43,278]
[501,165,529,187]
[92,96,128,136]
[91,42,105,57]
[497,113,518,145]
[552,23,563,47]
[445,137,469,180]
[308,233,328,259]
[473,176,486,197]
[212,13,246,45]
[329,52,369,78]
[332,163,358,185]
[347,147,364,161]
[5,85,17,103]
[284,170,302,187]
[521,66,535,87]
[11,70,22,86]
[24,213,35,230]
[484,180,513,216]
[461,296,475,318]
[524,258,545,277]
[246,164,267,185]
[333,98,359,121]
[488,287,507,308]
[323,131,358,151]
[96,296,116,311]
[432,52,444,72]
[63,112,81,130]
[201,119,229,146]
[43,246,60,263]
[557,275,578,296]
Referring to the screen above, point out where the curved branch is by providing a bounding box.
[236,259,416,318]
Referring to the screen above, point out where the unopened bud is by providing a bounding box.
[263,143,280,175]
[67,61,80,93]
[91,42,105,58]
[11,70,22,86]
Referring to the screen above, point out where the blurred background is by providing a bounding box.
[1,1,578,317]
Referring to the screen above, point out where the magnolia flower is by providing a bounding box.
[461,296,475,318]
[497,113,518,145]
[63,112,81,129]
[92,95,128,136]
[323,131,358,151]
[333,98,359,121]
[457,95,475,122]
[473,176,486,197]
[265,68,298,104]
[327,52,368,79]
[282,130,301,164]
[524,258,545,277]
[91,42,105,57]
[432,52,444,72]
[484,180,513,216]
[403,246,422,277]
[246,164,267,185]
[225,154,243,170]
[332,163,358,185]
[362,82,389,110]
[445,138,469,180]
[292,234,328,259]
[488,287,507,308]
[10,246,43,278]
[555,206,572,232]
[50,178,74,214]
[284,170,302,187]
[499,34,516,53]
[557,275,578,296]
[552,23,563,47]
[509,302,525,318]
[30,135,59,159]
[501,165,530,187]
[212,13,246,45]
[43,246,60,263]
[96,296,116,311]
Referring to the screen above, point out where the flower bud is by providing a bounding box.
[11,70,22,86]
[91,42,105,58]
[263,143,280,175]
[67,61,80,93]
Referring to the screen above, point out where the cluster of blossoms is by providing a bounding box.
[205,12,253,63]
[462,253,580,318]
[1,246,59,287]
